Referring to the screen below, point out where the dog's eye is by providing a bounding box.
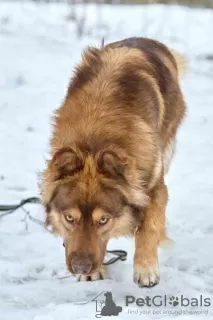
[98,216,109,226]
[64,215,74,223]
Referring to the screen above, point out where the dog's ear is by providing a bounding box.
[50,147,83,181]
[97,150,129,181]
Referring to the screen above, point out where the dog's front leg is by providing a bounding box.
[134,178,168,287]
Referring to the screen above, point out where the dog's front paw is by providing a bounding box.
[133,264,160,287]
[76,265,107,282]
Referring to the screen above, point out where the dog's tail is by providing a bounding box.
[170,49,188,80]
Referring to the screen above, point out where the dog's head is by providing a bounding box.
[41,146,148,276]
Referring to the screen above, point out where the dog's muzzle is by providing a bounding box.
[71,257,92,275]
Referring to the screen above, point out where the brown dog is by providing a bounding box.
[40,37,186,287]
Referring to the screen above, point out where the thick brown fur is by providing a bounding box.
[40,37,186,286]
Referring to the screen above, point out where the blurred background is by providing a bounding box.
[0,1,213,320]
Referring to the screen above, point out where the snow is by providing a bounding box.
[0,2,213,320]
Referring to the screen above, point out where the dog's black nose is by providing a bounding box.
[71,257,92,275]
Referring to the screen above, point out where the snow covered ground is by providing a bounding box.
[0,2,213,320]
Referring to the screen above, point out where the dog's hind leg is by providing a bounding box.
[133,178,168,287]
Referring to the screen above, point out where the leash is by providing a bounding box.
[0,197,41,215]
[0,197,127,266]
[103,250,127,266]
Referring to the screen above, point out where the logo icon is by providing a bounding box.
[92,291,122,317]
[169,296,179,307]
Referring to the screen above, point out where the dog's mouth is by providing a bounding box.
[69,265,101,277]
